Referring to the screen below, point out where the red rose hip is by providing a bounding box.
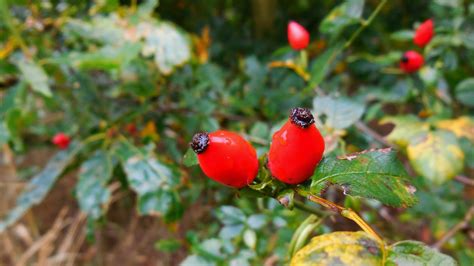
[414,19,434,47]
[52,132,70,149]
[288,21,310,50]
[400,51,424,73]
[191,130,258,188]
[268,108,325,184]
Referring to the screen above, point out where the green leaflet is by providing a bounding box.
[310,148,417,207]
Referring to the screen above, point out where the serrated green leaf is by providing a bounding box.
[0,143,80,232]
[75,150,113,219]
[310,148,417,207]
[455,78,474,107]
[313,96,365,129]
[381,115,430,148]
[114,140,182,219]
[17,59,52,97]
[291,231,382,266]
[407,131,464,185]
[387,241,457,266]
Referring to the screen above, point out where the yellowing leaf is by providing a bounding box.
[140,121,159,141]
[407,131,464,184]
[268,60,310,81]
[437,116,474,143]
[381,115,430,148]
[291,231,383,266]
[192,25,211,64]
[0,38,16,59]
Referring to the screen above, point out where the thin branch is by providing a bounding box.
[294,187,387,263]
[433,206,474,249]
[455,175,474,186]
[355,121,392,147]
[343,0,388,49]
[293,200,330,216]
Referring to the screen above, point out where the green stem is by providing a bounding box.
[294,200,328,216]
[303,0,387,95]
[343,0,388,49]
[0,0,31,58]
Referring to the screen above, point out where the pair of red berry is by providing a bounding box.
[191,108,325,188]
[400,19,434,73]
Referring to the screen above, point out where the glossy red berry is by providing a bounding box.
[191,130,258,188]
[400,51,424,73]
[52,133,70,149]
[414,19,434,47]
[288,21,310,50]
[268,108,325,184]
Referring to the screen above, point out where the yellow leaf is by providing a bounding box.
[268,60,310,81]
[140,121,159,141]
[0,38,16,60]
[291,231,383,266]
[437,116,474,143]
[192,25,211,64]
[380,116,429,148]
[407,131,464,184]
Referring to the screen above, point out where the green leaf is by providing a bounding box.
[390,30,414,41]
[155,238,181,253]
[313,96,365,129]
[0,143,80,232]
[180,255,214,266]
[460,17,474,49]
[64,16,125,44]
[219,224,244,239]
[319,0,365,37]
[310,148,417,207]
[455,78,474,107]
[75,150,113,220]
[16,59,52,97]
[246,214,267,230]
[183,148,198,167]
[407,131,464,185]
[216,205,246,225]
[142,22,191,74]
[291,231,382,266]
[387,241,457,266]
[249,122,269,140]
[381,115,430,148]
[309,44,342,88]
[69,43,141,71]
[0,122,10,145]
[114,140,182,219]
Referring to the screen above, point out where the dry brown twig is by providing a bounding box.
[433,205,474,249]
[455,175,474,186]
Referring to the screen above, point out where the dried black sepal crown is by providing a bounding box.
[190,132,210,154]
[401,55,409,63]
[290,107,315,128]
